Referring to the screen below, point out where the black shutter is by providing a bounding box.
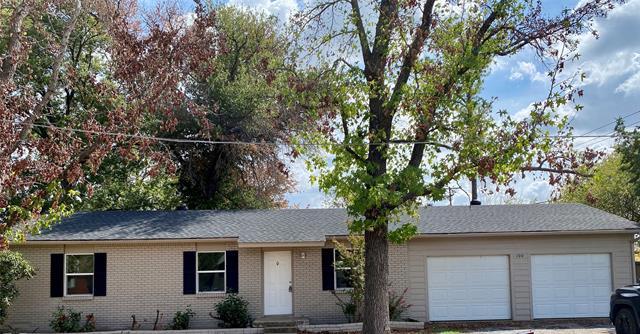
[226,250,239,293]
[321,248,335,291]
[50,254,64,297]
[94,253,107,296]
[183,251,196,294]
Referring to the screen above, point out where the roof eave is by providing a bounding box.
[17,237,239,246]
[238,241,326,248]
[409,229,640,238]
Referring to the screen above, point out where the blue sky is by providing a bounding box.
[141,0,640,208]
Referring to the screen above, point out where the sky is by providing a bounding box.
[142,0,640,208]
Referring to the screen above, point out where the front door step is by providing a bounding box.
[254,316,309,334]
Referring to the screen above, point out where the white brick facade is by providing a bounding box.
[6,233,634,331]
[6,242,409,331]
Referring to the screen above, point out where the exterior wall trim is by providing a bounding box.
[240,242,325,248]
[408,230,640,238]
[18,238,239,245]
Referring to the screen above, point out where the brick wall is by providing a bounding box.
[7,242,248,331]
[6,242,410,331]
[291,244,410,324]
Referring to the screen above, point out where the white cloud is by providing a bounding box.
[513,102,575,122]
[228,0,298,23]
[508,61,547,82]
[614,53,640,94]
[561,0,640,133]
[489,57,509,74]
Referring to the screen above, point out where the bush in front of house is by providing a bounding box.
[49,306,95,332]
[210,293,251,328]
[168,306,195,330]
[0,250,36,325]
[388,288,411,321]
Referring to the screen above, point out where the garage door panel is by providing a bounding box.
[532,254,611,318]
[427,256,511,321]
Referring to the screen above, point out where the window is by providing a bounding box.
[197,252,226,292]
[65,254,94,295]
[334,250,353,289]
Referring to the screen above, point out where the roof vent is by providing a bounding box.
[176,204,189,210]
[470,178,481,206]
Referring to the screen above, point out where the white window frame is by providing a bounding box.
[334,249,353,290]
[64,253,95,297]
[196,251,226,293]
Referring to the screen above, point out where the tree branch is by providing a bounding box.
[0,0,31,84]
[341,111,366,164]
[388,0,436,111]
[348,0,371,63]
[520,166,593,177]
[8,0,82,156]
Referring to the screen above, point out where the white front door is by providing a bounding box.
[531,254,612,318]
[264,251,292,315]
[427,256,511,321]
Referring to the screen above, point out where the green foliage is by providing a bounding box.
[49,306,94,333]
[0,251,35,324]
[168,306,195,330]
[558,154,640,222]
[81,155,181,211]
[165,6,305,210]
[616,120,640,202]
[293,0,612,248]
[212,294,251,328]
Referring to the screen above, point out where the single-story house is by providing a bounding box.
[6,203,639,331]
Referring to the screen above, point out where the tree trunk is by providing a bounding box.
[362,223,390,334]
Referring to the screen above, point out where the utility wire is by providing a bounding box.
[578,110,640,136]
[0,119,627,148]
[574,119,640,149]
[572,110,640,148]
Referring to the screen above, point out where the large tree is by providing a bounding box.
[293,1,619,333]
[0,0,218,247]
[82,6,318,211]
[164,7,310,209]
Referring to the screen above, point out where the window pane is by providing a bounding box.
[198,273,225,292]
[198,252,225,271]
[66,275,93,295]
[335,251,344,263]
[336,269,353,289]
[66,255,94,273]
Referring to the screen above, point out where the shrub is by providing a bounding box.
[389,288,411,321]
[0,251,35,324]
[49,306,94,332]
[211,294,251,328]
[168,306,195,330]
[332,236,364,323]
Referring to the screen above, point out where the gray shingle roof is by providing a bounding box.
[28,203,639,243]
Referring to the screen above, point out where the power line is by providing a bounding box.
[578,110,640,136]
[572,110,640,149]
[0,119,626,148]
[574,119,640,149]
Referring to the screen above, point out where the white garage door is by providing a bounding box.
[427,256,511,321]
[531,254,612,318]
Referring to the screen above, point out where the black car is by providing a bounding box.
[611,285,640,334]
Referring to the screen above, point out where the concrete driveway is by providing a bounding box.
[462,326,614,334]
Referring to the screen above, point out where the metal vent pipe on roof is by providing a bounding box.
[470,178,481,205]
